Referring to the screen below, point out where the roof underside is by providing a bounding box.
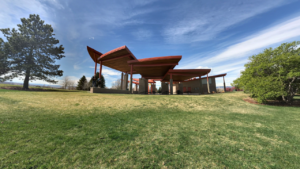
[87,46,102,63]
[128,56,182,79]
[162,69,211,81]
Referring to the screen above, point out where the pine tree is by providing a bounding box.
[0,14,65,89]
[89,72,105,88]
[0,38,10,76]
[76,75,87,90]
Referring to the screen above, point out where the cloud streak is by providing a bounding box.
[198,15,300,66]
[163,0,293,44]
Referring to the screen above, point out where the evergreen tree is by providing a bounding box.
[89,72,105,88]
[232,41,300,103]
[0,38,10,76]
[0,14,65,89]
[77,75,87,90]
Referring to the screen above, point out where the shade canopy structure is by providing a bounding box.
[127,56,182,79]
[161,69,211,82]
[87,46,138,73]
[184,73,227,82]
[204,73,227,78]
[87,45,227,85]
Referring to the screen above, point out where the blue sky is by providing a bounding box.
[1,0,300,88]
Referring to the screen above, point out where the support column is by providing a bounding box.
[199,76,203,94]
[223,76,226,92]
[152,84,156,93]
[135,84,137,92]
[206,74,210,94]
[139,78,147,94]
[170,74,173,95]
[99,61,102,88]
[161,81,168,94]
[121,72,123,90]
[178,82,183,94]
[124,73,128,90]
[129,65,133,93]
[94,62,97,76]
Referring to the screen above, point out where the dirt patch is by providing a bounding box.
[0,86,55,91]
[243,97,261,105]
[243,97,300,107]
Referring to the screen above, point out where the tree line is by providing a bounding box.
[76,72,105,90]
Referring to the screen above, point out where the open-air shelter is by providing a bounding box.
[87,45,227,94]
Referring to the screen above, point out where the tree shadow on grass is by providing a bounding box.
[0,87,81,92]
[243,97,300,107]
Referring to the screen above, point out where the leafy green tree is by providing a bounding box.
[232,41,300,103]
[77,75,87,90]
[89,72,105,88]
[0,14,65,89]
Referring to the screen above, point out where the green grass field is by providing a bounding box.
[0,85,299,168]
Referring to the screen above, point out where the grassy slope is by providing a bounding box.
[0,87,299,168]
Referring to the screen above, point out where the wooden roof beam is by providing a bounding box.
[98,54,131,62]
[130,63,178,67]
[142,76,163,79]
[167,73,204,76]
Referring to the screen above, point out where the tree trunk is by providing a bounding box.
[23,69,30,90]
[283,77,296,104]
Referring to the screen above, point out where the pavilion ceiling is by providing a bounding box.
[127,56,182,79]
[162,69,211,82]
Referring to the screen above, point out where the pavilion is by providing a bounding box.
[87,45,227,94]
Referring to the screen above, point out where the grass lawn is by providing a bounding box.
[0,85,299,168]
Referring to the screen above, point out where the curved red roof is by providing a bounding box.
[87,46,102,63]
[99,45,137,61]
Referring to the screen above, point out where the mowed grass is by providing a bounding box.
[0,87,299,168]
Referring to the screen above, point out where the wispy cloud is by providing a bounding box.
[198,15,300,66]
[132,29,153,40]
[180,15,300,70]
[89,67,120,76]
[199,59,248,75]
[0,0,51,35]
[73,65,81,70]
[162,0,293,44]
[102,69,120,76]
[44,0,65,9]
